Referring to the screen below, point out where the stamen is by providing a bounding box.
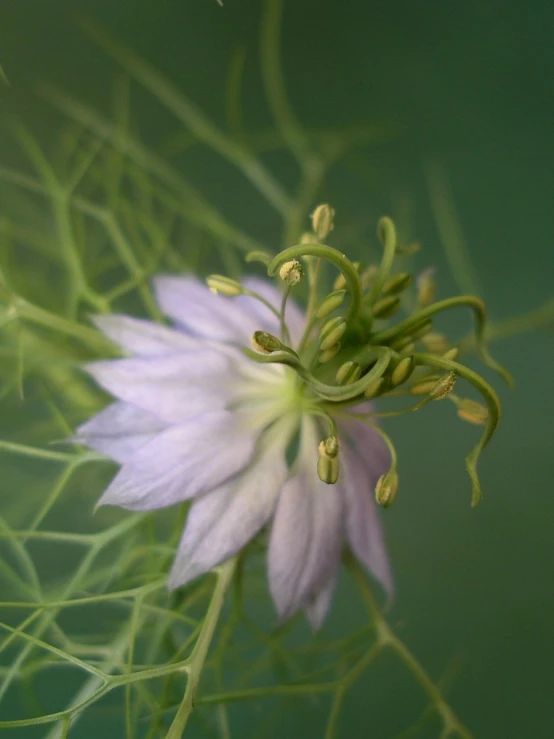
[364,377,387,398]
[372,295,401,319]
[318,343,341,363]
[319,316,346,352]
[375,470,399,508]
[452,397,488,425]
[317,436,340,484]
[421,332,450,354]
[336,360,362,386]
[381,272,412,296]
[250,331,286,355]
[342,413,399,506]
[429,371,457,400]
[391,356,415,387]
[206,275,243,297]
[311,203,335,242]
[315,289,347,319]
[279,259,303,286]
[417,267,437,307]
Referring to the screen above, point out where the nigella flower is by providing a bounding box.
[76,274,392,627]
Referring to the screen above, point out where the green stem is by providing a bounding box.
[348,558,474,739]
[279,284,292,344]
[365,216,397,306]
[260,0,313,171]
[6,295,114,355]
[244,346,391,402]
[371,296,514,387]
[82,20,291,216]
[166,558,236,739]
[413,352,501,506]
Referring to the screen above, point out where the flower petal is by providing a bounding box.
[239,278,305,347]
[154,275,263,344]
[97,410,256,511]
[341,414,390,482]
[268,419,342,622]
[304,569,338,630]
[92,315,198,356]
[340,437,393,596]
[168,442,287,589]
[84,351,233,424]
[75,401,166,463]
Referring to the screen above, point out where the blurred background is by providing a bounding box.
[1,0,553,737]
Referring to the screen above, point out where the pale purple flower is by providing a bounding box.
[75,276,392,627]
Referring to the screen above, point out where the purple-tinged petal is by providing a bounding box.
[92,315,198,356]
[268,420,342,622]
[84,351,232,425]
[75,402,166,463]
[304,569,338,630]
[154,275,263,344]
[168,442,288,589]
[340,414,390,483]
[239,278,305,347]
[340,438,393,596]
[97,410,256,511]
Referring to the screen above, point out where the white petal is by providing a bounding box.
[268,419,342,622]
[340,438,393,596]
[168,443,287,588]
[97,411,256,511]
[84,351,233,424]
[92,314,198,356]
[75,402,166,463]
[154,275,264,344]
[304,570,338,630]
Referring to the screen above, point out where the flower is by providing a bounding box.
[75,275,392,627]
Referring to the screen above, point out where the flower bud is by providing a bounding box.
[318,344,341,363]
[250,330,284,354]
[311,203,335,242]
[279,259,303,285]
[364,376,387,398]
[319,316,347,351]
[336,361,361,385]
[382,272,412,296]
[430,371,457,400]
[375,470,399,508]
[315,289,347,319]
[417,267,436,307]
[372,295,401,319]
[207,275,242,297]
[456,398,488,425]
[391,356,415,387]
[422,332,449,355]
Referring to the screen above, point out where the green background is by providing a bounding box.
[1,1,553,737]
